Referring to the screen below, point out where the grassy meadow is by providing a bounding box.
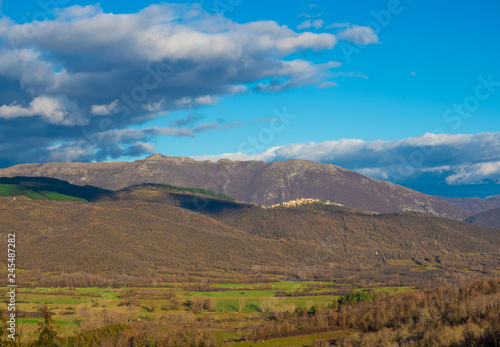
[1,281,414,345]
[0,184,87,202]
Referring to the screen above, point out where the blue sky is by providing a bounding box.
[0,0,499,197]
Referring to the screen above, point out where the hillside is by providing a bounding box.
[0,154,466,219]
[209,203,499,272]
[97,183,237,205]
[0,176,109,201]
[441,195,500,215]
[0,190,497,287]
[465,207,500,229]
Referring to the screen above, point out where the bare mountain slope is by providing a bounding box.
[441,195,500,216]
[0,154,466,219]
[465,207,500,229]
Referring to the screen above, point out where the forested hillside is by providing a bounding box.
[0,184,497,288]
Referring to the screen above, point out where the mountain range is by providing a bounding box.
[0,154,467,219]
[1,182,498,288]
[441,195,500,216]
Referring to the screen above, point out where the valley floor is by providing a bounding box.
[1,278,499,346]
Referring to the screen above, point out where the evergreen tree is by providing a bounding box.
[34,304,60,346]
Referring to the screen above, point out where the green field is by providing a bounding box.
[0,184,87,202]
[0,184,46,200]
[144,183,236,201]
[0,282,414,345]
[37,191,87,202]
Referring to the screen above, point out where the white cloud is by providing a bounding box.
[192,132,500,186]
[297,20,312,30]
[337,25,379,44]
[0,48,67,93]
[446,161,500,185]
[9,4,336,64]
[176,97,192,108]
[298,12,323,19]
[257,60,341,92]
[0,95,86,126]
[55,4,103,20]
[297,19,325,30]
[275,31,335,53]
[192,121,242,133]
[46,126,194,162]
[331,71,369,79]
[325,22,350,29]
[194,95,214,105]
[194,146,281,162]
[313,19,325,28]
[124,142,157,157]
[229,85,247,94]
[90,99,119,116]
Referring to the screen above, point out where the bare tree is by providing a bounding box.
[238,298,246,313]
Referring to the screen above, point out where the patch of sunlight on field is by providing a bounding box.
[214,281,337,291]
[279,296,335,308]
[189,290,275,299]
[214,330,242,341]
[19,318,78,327]
[224,330,353,346]
[21,297,94,304]
[354,286,414,293]
[39,191,87,202]
[387,259,415,266]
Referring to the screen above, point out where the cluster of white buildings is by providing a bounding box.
[265,198,343,209]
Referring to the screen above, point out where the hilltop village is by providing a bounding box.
[264,198,344,209]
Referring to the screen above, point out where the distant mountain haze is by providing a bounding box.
[0,154,466,219]
[441,196,500,216]
[466,207,500,229]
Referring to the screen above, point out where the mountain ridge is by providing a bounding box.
[441,195,500,215]
[465,207,500,229]
[0,155,466,219]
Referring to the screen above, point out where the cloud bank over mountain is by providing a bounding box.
[194,132,500,195]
